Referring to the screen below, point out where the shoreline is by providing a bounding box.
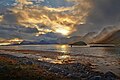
[0,49,120,80]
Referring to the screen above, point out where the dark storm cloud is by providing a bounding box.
[3,11,18,24]
[88,0,120,25]
[73,0,120,36]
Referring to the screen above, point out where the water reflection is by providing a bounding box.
[37,55,74,64]
[101,47,120,57]
[56,45,69,54]
[0,45,120,57]
[58,55,70,59]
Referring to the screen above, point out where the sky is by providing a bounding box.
[0,0,120,40]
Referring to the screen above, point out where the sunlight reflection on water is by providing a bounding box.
[0,45,120,57]
[38,55,73,64]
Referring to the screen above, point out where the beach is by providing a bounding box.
[0,48,120,80]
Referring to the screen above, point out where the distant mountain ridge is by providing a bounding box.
[80,32,97,43]
[58,26,120,46]
[91,26,120,45]
[81,26,120,46]
[93,29,120,45]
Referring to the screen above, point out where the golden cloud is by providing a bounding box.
[1,0,93,36]
[16,0,33,5]
[0,15,3,22]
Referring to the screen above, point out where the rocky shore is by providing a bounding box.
[0,49,119,80]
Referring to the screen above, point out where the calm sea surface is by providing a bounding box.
[0,45,120,58]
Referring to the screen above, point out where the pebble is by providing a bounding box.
[0,54,119,80]
[25,61,33,65]
[89,76,103,80]
[104,71,118,80]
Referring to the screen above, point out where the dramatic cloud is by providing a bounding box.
[72,0,120,36]
[88,0,120,25]
[0,0,119,40]
[16,0,33,5]
[0,0,92,36]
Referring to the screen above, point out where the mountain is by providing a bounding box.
[69,41,87,46]
[92,26,118,42]
[64,26,120,46]
[79,26,120,46]
[20,39,58,45]
[93,30,120,46]
[80,32,97,43]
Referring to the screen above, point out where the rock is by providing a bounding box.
[49,67,62,73]
[0,66,9,72]
[104,71,117,77]
[80,73,88,78]
[89,76,103,80]
[67,73,72,77]
[104,71,118,80]
[25,61,33,65]
[0,65,4,69]
[67,73,80,79]
[38,77,44,80]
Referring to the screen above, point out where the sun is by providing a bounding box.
[55,29,70,35]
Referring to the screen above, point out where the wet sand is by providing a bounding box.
[0,49,120,80]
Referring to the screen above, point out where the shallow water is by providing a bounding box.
[0,45,120,75]
[0,45,120,57]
